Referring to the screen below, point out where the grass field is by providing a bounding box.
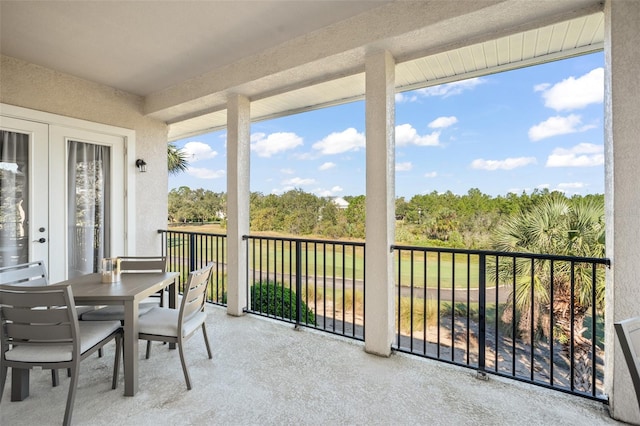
[166,223,481,289]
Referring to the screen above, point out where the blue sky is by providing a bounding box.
[169,52,604,199]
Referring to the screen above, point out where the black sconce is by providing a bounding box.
[135,159,147,172]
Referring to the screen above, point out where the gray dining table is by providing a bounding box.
[11,271,178,400]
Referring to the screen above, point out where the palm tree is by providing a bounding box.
[490,194,605,392]
[168,143,189,175]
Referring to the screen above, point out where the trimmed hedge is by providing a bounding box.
[251,281,316,325]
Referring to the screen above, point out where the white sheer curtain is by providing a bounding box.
[67,141,111,278]
[0,131,29,267]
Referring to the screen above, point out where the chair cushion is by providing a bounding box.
[80,302,157,321]
[75,305,98,318]
[4,320,120,363]
[138,307,206,338]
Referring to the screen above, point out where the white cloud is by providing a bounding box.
[416,77,485,98]
[280,168,294,174]
[428,116,458,129]
[312,128,365,155]
[319,162,336,171]
[396,93,417,103]
[187,167,225,179]
[538,68,604,111]
[424,171,437,178]
[183,141,218,162]
[282,177,315,186]
[471,157,537,171]
[534,83,551,92]
[528,114,595,141]
[251,132,303,157]
[395,124,441,146]
[396,162,413,171]
[557,182,586,190]
[315,186,343,197]
[546,143,604,167]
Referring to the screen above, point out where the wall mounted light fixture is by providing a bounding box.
[135,159,147,172]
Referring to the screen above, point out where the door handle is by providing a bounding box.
[33,237,46,243]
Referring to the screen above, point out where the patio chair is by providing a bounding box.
[0,284,122,426]
[138,262,214,390]
[80,255,167,321]
[0,261,48,287]
[614,317,640,411]
[0,261,77,385]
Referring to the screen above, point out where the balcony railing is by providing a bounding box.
[158,229,227,305]
[244,235,365,340]
[392,245,610,401]
[159,229,609,402]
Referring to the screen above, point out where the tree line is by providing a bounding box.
[168,186,604,250]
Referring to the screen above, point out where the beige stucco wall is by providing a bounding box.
[0,55,168,256]
[604,0,640,424]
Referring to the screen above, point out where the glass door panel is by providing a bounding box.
[67,140,111,278]
[49,125,124,281]
[0,117,49,270]
[0,131,29,266]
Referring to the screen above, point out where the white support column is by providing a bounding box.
[604,0,640,423]
[226,94,251,316]
[364,50,395,357]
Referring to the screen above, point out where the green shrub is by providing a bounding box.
[250,281,316,325]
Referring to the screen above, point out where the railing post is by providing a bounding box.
[295,240,302,328]
[477,253,487,380]
[189,233,196,273]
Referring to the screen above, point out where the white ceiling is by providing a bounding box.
[171,11,604,140]
[0,1,604,141]
[0,0,388,95]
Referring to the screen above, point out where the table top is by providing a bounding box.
[53,272,178,303]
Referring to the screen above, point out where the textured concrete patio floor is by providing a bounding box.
[1,305,622,425]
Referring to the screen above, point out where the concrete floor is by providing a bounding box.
[1,305,623,425]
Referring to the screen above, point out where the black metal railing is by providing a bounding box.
[159,229,610,401]
[158,229,227,305]
[392,245,610,402]
[244,235,365,340]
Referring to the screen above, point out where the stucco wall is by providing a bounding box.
[0,55,168,256]
[604,0,640,424]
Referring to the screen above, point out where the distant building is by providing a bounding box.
[332,197,349,209]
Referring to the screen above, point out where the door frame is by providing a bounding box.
[0,103,136,281]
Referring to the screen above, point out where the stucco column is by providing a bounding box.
[364,50,396,356]
[226,94,250,316]
[604,0,640,423]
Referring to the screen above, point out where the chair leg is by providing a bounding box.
[0,364,7,403]
[63,365,79,426]
[52,369,60,387]
[177,341,192,390]
[98,348,103,358]
[112,333,122,390]
[145,340,152,359]
[202,323,212,359]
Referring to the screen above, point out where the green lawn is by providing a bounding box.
[166,225,482,289]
